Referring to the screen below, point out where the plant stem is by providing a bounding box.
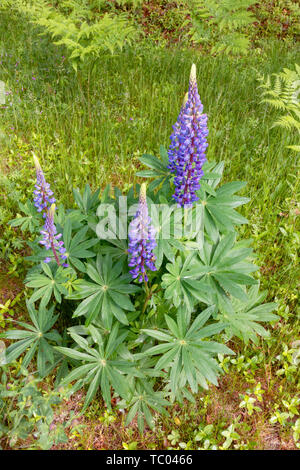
[141,283,153,325]
[51,241,61,266]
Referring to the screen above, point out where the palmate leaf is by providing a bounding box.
[61,218,99,272]
[218,284,279,345]
[149,203,185,269]
[55,323,135,411]
[136,145,171,192]
[25,262,72,307]
[67,254,140,327]
[0,301,62,377]
[201,160,225,189]
[100,238,129,267]
[161,254,214,310]
[196,180,250,240]
[55,201,86,227]
[170,162,246,243]
[141,305,233,399]
[9,201,42,234]
[25,241,53,266]
[93,209,131,268]
[119,379,169,433]
[73,184,101,216]
[193,232,259,304]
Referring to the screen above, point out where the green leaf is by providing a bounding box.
[26,264,69,307]
[68,255,137,327]
[1,303,60,373]
[142,329,174,343]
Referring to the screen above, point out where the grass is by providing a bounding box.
[0,6,299,450]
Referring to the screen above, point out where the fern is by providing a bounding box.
[3,0,138,124]
[258,64,300,151]
[5,0,138,72]
[211,32,250,55]
[114,0,143,7]
[184,0,256,55]
[35,12,137,68]
[273,115,300,131]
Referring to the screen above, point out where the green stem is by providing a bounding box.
[141,283,153,325]
[51,241,61,266]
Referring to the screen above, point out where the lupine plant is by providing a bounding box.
[3,64,279,433]
[168,64,208,206]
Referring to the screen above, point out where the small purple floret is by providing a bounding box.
[39,204,69,267]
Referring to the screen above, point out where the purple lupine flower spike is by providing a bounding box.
[128,184,156,283]
[33,153,55,216]
[168,64,209,207]
[39,204,69,267]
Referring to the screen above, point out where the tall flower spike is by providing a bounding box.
[168,63,209,207]
[33,153,55,216]
[128,184,156,283]
[39,204,69,267]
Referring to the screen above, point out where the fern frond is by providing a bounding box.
[185,0,255,55]
[260,98,287,111]
[286,145,300,152]
[8,0,138,71]
[258,64,300,148]
[212,32,250,55]
[272,115,300,132]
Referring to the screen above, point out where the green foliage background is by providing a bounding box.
[0,0,299,451]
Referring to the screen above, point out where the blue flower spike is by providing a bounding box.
[168,63,209,207]
[128,183,156,284]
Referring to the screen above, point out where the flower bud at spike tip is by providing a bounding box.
[140,183,147,204]
[168,63,208,207]
[190,63,197,84]
[33,152,41,172]
[32,153,56,215]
